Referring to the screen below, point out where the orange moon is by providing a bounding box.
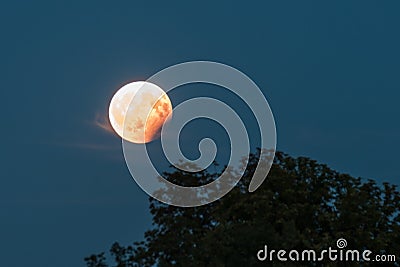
[108,81,172,143]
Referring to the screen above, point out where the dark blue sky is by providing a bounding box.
[1,1,399,266]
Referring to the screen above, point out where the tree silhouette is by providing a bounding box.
[85,151,400,266]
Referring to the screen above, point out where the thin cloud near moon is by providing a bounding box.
[94,112,115,135]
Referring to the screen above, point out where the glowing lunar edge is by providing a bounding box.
[108,81,172,143]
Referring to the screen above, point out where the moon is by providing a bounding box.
[108,81,172,143]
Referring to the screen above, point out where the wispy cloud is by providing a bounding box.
[61,142,119,151]
[43,140,122,161]
[93,111,115,135]
[41,139,120,152]
[40,111,120,152]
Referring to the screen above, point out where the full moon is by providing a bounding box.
[108,81,172,143]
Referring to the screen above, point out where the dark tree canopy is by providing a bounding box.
[85,151,400,266]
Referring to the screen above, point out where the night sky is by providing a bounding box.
[1,1,400,266]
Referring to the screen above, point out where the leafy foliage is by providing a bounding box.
[85,151,400,266]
